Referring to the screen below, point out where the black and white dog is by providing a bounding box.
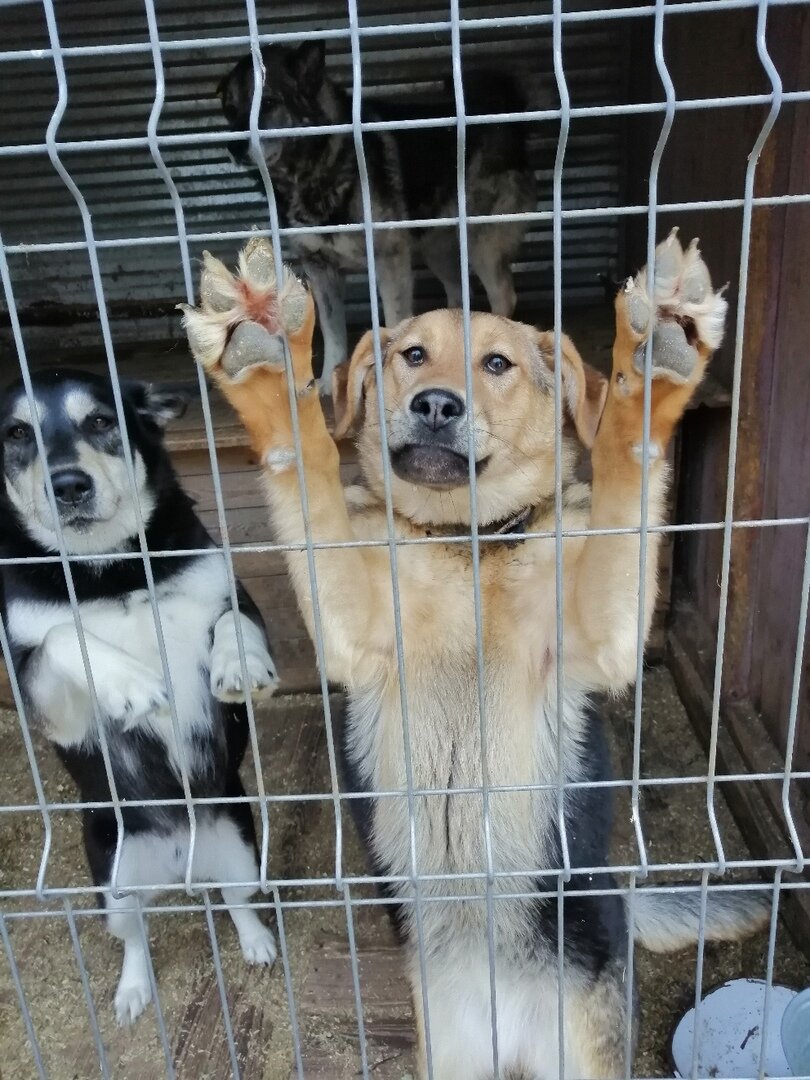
[217,41,537,388]
[0,370,278,1024]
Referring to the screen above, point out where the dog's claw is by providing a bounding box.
[210,647,279,703]
[627,291,651,335]
[239,926,277,966]
[241,236,278,289]
[200,251,236,312]
[680,240,712,305]
[115,978,152,1026]
[652,230,684,300]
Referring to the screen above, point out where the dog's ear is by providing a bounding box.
[534,330,608,449]
[288,41,326,87]
[332,328,390,441]
[128,383,189,429]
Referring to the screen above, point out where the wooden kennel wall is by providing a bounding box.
[623,4,810,948]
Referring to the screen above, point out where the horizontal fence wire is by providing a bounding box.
[0,515,808,569]
[0,0,808,64]
[2,768,810,822]
[0,0,808,1076]
[3,878,810,916]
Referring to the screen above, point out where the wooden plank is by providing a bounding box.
[173,445,262,479]
[0,662,11,709]
[667,606,810,959]
[293,931,415,1080]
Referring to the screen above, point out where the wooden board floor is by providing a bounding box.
[0,671,794,1079]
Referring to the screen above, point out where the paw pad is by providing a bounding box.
[179,238,313,378]
[223,322,287,378]
[623,228,727,384]
[633,323,698,382]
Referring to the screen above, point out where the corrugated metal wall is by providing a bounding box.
[0,0,629,356]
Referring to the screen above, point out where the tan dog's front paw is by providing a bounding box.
[614,228,727,390]
[179,237,315,387]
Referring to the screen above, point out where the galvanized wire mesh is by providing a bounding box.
[0,1,808,1078]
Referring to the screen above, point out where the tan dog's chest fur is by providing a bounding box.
[343,494,592,946]
[177,234,770,1080]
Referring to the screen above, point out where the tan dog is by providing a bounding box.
[181,234,766,1079]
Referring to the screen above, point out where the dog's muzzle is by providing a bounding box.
[48,467,97,526]
[389,388,488,489]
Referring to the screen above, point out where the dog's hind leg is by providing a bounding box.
[103,832,177,1025]
[421,229,463,308]
[106,893,154,1025]
[195,811,277,967]
[563,964,633,1078]
[376,237,413,325]
[303,259,347,392]
[469,226,520,317]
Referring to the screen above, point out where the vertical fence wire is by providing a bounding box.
[133,898,176,1078]
[63,899,111,1080]
[550,1,571,1073]
[0,589,52,897]
[142,0,273,891]
[756,868,783,1080]
[202,891,242,1080]
[448,2,502,1074]
[706,0,783,875]
[634,0,676,882]
[0,910,47,1080]
[342,885,370,1080]
[622,875,637,1077]
[40,0,199,895]
[271,887,305,1080]
[624,3,677,1060]
[688,870,711,1080]
[781,523,810,872]
[241,0,346,894]
[344,1,437,1072]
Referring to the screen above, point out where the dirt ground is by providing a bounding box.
[1,667,806,1080]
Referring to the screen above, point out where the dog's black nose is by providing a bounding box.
[50,469,94,506]
[410,389,465,431]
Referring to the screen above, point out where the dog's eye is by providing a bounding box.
[402,346,425,367]
[88,414,114,432]
[483,354,512,375]
[6,423,30,442]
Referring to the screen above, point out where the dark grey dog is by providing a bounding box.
[217,41,537,389]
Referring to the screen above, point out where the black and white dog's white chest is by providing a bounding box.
[8,559,229,758]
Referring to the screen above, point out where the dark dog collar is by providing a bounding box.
[486,506,534,546]
[424,505,536,549]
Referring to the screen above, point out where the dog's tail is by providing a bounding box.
[631,888,770,953]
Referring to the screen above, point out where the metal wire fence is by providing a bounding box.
[0,0,808,1077]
